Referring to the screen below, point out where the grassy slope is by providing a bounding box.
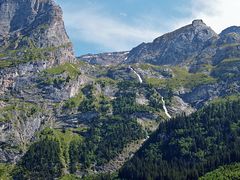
[145,66,216,89]
[200,163,240,179]
[119,95,240,179]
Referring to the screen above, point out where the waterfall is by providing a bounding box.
[161,97,171,118]
[129,66,171,118]
[129,66,143,83]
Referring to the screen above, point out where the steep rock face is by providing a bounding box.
[0,0,76,95]
[0,0,81,163]
[0,0,75,64]
[190,26,240,73]
[0,60,54,95]
[0,113,49,163]
[125,20,218,65]
[79,51,129,66]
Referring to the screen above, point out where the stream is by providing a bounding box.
[129,66,171,118]
[129,66,143,83]
[161,97,171,118]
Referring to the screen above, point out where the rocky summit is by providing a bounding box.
[1,0,240,179]
[0,0,74,64]
[124,20,218,66]
[80,20,220,68]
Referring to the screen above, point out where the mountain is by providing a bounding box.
[79,20,240,75]
[0,0,78,164]
[79,51,129,66]
[220,26,240,36]
[0,0,74,64]
[0,0,75,95]
[79,20,218,68]
[125,20,218,66]
[1,1,240,179]
[119,97,240,179]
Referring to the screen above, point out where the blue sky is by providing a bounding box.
[56,0,240,56]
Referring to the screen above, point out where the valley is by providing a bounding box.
[0,0,240,179]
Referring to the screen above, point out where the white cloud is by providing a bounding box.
[59,0,240,54]
[63,8,161,52]
[176,0,240,33]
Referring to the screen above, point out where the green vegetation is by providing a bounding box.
[222,58,240,63]
[60,174,81,180]
[13,128,82,179]
[38,63,81,87]
[0,105,15,122]
[44,63,81,79]
[0,163,14,180]
[0,60,14,69]
[68,82,147,172]
[40,76,67,87]
[0,102,41,122]
[212,59,240,80]
[0,42,71,69]
[12,81,167,178]
[220,43,240,48]
[82,173,117,180]
[13,139,63,179]
[210,94,240,105]
[119,96,240,179]
[69,116,145,172]
[146,67,216,90]
[200,163,240,179]
[63,92,84,110]
[96,78,118,87]
[136,64,170,75]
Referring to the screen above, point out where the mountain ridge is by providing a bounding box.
[1,1,240,179]
[79,19,240,72]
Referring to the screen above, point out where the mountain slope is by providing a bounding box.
[0,0,78,164]
[119,96,240,179]
[79,51,129,66]
[1,1,240,179]
[0,0,74,64]
[200,163,240,179]
[125,20,218,66]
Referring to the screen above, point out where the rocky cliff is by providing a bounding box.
[0,0,79,163]
[0,0,76,95]
[1,1,240,178]
[0,0,75,64]
[79,20,219,68]
[79,51,129,66]
[124,20,218,66]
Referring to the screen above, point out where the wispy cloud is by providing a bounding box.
[58,0,240,54]
[63,7,161,52]
[175,0,240,33]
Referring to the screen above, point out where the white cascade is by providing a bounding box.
[129,66,143,83]
[161,97,171,118]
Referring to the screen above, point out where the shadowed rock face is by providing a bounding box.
[0,0,75,64]
[125,20,218,66]
[220,26,240,36]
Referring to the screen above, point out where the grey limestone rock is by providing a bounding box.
[125,19,218,66]
[0,0,75,64]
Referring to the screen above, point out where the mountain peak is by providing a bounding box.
[125,20,217,66]
[192,19,206,27]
